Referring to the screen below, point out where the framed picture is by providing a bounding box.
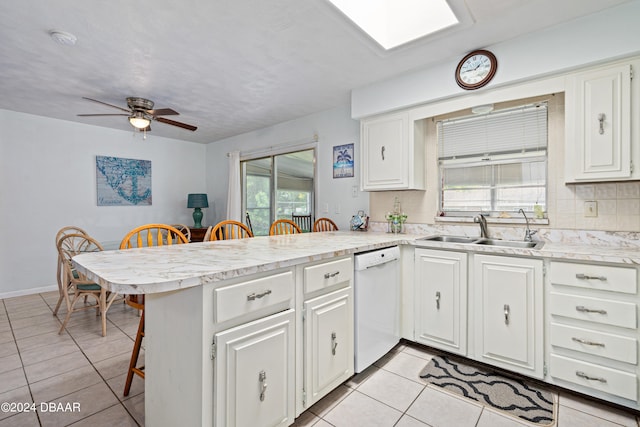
[96,155,152,206]
[333,143,354,178]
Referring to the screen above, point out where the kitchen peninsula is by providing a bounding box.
[73,230,640,426]
[73,231,414,427]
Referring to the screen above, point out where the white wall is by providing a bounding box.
[205,104,364,231]
[351,1,640,119]
[0,110,207,297]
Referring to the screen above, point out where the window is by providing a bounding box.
[242,149,315,236]
[438,102,547,217]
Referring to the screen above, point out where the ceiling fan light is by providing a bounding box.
[128,113,151,129]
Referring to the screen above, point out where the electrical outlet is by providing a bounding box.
[584,201,598,217]
[323,203,329,213]
[335,204,341,214]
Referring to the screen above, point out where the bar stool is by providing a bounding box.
[120,224,189,396]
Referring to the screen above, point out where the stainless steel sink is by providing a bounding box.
[473,238,544,249]
[419,235,477,244]
[418,235,544,250]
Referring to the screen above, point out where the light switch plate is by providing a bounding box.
[584,201,598,217]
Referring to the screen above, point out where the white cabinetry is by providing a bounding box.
[214,310,294,427]
[414,248,467,356]
[473,255,544,378]
[213,271,296,427]
[548,261,638,404]
[565,62,635,182]
[360,111,425,191]
[300,257,354,409]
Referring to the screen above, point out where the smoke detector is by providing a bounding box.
[49,30,77,46]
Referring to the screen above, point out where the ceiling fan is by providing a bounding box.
[77,97,197,132]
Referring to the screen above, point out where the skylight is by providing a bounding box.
[328,0,459,50]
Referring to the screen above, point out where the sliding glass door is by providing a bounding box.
[242,148,315,236]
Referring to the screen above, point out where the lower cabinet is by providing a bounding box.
[300,256,354,409]
[414,248,467,355]
[214,309,295,427]
[303,287,354,407]
[473,254,544,378]
[547,260,639,404]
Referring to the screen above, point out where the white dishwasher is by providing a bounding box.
[354,246,401,373]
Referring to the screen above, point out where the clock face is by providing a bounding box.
[455,50,497,90]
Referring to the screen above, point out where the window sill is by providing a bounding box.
[434,216,549,226]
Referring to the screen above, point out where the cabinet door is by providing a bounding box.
[566,63,632,181]
[361,112,409,190]
[473,255,543,378]
[304,287,354,408]
[214,309,295,427]
[414,249,467,355]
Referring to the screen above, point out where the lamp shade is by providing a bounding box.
[187,193,209,208]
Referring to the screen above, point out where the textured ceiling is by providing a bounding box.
[0,0,631,144]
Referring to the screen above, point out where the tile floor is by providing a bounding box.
[1,291,639,427]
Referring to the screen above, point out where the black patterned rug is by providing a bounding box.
[420,355,555,425]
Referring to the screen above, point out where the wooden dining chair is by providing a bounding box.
[209,220,253,240]
[54,226,89,316]
[313,217,339,232]
[57,233,119,337]
[120,224,189,396]
[292,214,312,232]
[269,219,302,235]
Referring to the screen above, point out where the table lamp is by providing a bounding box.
[187,193,209,229]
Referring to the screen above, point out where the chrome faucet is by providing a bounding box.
[473,214,489,238]
[518,209,537,242]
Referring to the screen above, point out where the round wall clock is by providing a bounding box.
[455,50,497,90]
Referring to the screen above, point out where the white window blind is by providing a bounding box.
[437,102,548,215]
[438,103,548,160]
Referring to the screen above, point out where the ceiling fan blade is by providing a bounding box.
[148,108,179,116]
[77,113,129,117]
[155,117,197,131]
[82,97,131,113]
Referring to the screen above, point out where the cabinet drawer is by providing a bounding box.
[550,354,637,401]
[550,261,637,294]
[550,322,637,364]
[549,292,637,329]
[304,257,352,295]
[214,271,294,323]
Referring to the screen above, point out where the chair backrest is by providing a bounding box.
[209,220,254,241]
[57,233,103,287]
[171,224,191,242]
[292,214,312,232]
[269,219,302,236]
[119,224,189,249]
[55,226,90,291]
[313,217,339,232]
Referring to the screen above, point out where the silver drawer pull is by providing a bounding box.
[247,289,272,301]
[576,273,607,281]
[576,371,607,383]
[259,370,267,401]
[572,337,605,347]
[331,332,338,356]
[576,305,607,315]
[504,304,510,325]
[324,271,340,279]
[435,291,441,310]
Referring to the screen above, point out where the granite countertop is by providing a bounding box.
[72,231,415,295]
[73,230,640,295]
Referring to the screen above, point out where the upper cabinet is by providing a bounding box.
[565,62,637,182]
[360,112,425,191]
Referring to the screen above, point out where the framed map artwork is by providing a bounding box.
[96,155,152,206]
[333,143,354,178]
